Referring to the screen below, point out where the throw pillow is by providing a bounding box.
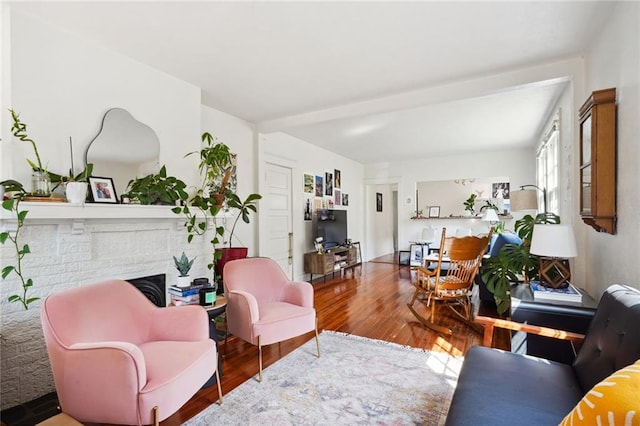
[559,359,640,426]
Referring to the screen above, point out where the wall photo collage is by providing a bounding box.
[303,169,348,221]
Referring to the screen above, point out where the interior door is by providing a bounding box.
[263,163,294,278]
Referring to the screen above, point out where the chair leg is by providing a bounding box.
[315,318,321,358]
[215,364,224,405]
[152,406,159,426]
[258,335,263,382]
[223,319,229,358]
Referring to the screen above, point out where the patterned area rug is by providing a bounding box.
[185,331,462,426]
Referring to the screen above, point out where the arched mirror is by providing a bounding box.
[85,108,160,197]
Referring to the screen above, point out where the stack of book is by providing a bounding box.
[169,284,204,306]
[530,281,583,303]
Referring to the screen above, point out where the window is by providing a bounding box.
[536,118,559,215]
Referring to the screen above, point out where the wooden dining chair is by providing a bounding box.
[408,227,493,335]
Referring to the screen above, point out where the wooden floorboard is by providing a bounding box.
[161,260,509,425]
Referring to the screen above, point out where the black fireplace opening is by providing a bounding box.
[126,274,166,307]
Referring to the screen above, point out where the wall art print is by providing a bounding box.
[325,172,333,196]
[334,169,341,189]
[315,176,323,197]
[304,173,314,194]
[342,193,349,206]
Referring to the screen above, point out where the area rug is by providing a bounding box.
[185,331,462,426]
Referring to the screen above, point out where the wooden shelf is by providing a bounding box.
[410,215,513,220]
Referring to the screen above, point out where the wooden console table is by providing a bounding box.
[304,244,361,282]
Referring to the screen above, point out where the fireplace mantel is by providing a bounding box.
[0,201,179,220]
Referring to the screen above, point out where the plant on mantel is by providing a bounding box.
[0,180,39,309]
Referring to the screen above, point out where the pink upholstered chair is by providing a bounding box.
[224,257,320,381]
[40,280,222,426]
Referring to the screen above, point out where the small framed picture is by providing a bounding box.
[376,193,383,212]
[88,176,118,204]
[429,206,440,218]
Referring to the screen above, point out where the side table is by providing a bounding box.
[202,296,226,387]
[510,284,597,365]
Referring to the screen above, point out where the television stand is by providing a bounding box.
[304,244,361,283]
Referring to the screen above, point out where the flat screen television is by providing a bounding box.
[315,209,348,248]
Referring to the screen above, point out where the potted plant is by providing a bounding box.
[9,109,51,196]
[49,163,94,203]
[463,193,477,216]
[215,192,262,278]
[481,212,560,314]
[173,132,234,286]
[173,252,195,288]
[187,132,234,207]
[123,165,188,205]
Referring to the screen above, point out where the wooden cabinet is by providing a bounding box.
[304,245,360,281]
[579,88,616,234]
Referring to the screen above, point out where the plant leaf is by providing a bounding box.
[2,266,15,279]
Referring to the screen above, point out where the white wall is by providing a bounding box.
[366,183,395,259]
[2,9,202,190]
[258,131,364,280]
[365,147,536,250]
[579,2,640,298]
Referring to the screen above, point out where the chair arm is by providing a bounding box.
[475,315,585,348]
[228,288,259,320]
[65,341,147,393]
[414,266,436,277]
[150,305,209,341]
[281,281,314,308]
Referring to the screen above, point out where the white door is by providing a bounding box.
[263,163,293,278]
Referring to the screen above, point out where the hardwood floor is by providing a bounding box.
[162,260,508,425]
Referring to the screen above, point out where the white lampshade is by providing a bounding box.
[481,209,500,222]
[530,224,577,258]
[510,189,538,211]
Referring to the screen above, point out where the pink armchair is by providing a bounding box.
[40,280,222,426]
[224,257,320,381]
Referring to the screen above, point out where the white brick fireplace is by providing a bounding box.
[0,202,217,409]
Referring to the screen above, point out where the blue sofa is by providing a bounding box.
[445,284,640,425]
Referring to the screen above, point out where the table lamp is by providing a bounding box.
[530,224,577,288]
[481,208,500,224]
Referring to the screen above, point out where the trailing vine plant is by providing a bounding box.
[0,180,39,309]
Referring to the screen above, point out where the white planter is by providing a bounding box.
[66,182,88,204]
[177,275,192,288]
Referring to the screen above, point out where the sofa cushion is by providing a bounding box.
[560,359,640,426]
[445,346,583,426]
[488,232,522,257]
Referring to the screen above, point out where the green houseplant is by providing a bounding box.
[215,192,262,278]
[123,165,188,205]
[173,132,234,283]
[0,179,39,309]
[481,212,560,314]
[173,252,195,288]
[187,132,234,206]
[463,193,477,215]
[9,109,51,196]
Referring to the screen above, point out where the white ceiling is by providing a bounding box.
[8,1,615,164]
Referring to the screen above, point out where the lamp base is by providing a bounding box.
[538,257,571,289]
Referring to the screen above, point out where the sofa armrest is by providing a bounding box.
[475,315,585,349]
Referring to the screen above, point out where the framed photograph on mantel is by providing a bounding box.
[88,176,118,204]
[428,206,440,218]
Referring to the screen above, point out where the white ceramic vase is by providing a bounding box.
[177,275,192,288]
[66,182,88,204]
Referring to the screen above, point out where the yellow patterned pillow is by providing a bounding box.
[560,359,640,426]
